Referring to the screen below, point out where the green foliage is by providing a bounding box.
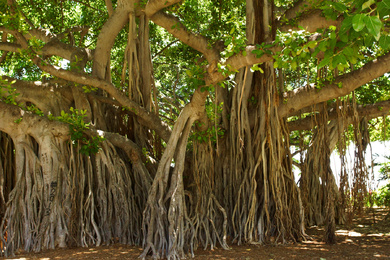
[185,64,206,89]
[1,0,390,152]
[379,156,390,181]
[0,77,19,105]
[191,123,225,144]
[190,101,225,144]
[371,184,390,207]
[25,103,44,116]
[222,33,247,59]
[273,29,317,71]
[355,76,390,105]
[54,108,104,155]
[370,155,390,207]
[82,85,98,93]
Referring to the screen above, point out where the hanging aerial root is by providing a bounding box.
[189,140,229,252]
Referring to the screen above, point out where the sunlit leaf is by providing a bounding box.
[332,2,347,12]
[362,0,375,10]
[364,16,382,40]
[318,57,330,68]
[342,46,354,57]
[352,14,366,32]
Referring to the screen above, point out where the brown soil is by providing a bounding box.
[4,207,390,260]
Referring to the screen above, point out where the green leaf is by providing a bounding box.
[291,61,297,70]
[332,2,347,12]
[381,0,390,9]
[364,16,382,40]
[379,35,390,50]
[352,14,366,32]
[318,57,330,68]
[378,1,390,18]
[252,49,263,58]
[350,55,357,64]
[342,46,354,57]
[337,64,345,72]
[318,41,328,52]
[364,34,374,46]
[307,41,318,49]
[362,0,375,10]
[332,54,347,69]
[340,33,349,43]
[339,16,352,42]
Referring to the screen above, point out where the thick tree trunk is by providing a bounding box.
[0,102,153,257]
[221,0,305,245]
[141,89,208,259]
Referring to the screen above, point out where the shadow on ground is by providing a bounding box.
[5,208,390,259]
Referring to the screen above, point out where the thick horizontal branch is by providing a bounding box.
[0,101,69,140]
[0,101,149,168]
[279,9,342,33]
[99,131,147,165]
[144,0,182,17]
[0,76,73,114]
[41,39,94,62]
[33,57,172,142]
[288,99,390,131]
[206,45,280,84]
[279,51,390,117]
[282,0,321,21]
[0,42,20,52]
[150,11,220,64]
[0,27,93,61]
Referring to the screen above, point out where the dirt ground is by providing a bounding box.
[4,207,390,259]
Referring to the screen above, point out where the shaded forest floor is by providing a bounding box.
[5,207,390,259]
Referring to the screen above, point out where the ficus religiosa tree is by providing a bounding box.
[1,0,390,258]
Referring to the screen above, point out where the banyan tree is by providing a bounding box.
[1,0,390,258]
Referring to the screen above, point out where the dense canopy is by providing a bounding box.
[1,0,390,259]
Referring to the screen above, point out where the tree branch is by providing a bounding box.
[279,9,342,33]
[0,101,149,170]
[105,0,114,16]
[150,11,220,64]
[92,0,133,79]
[144,0,182,17]
[0,27,94,61]
[0,76,73,114]
[206,45,280,84]
[33,56,172,142]
[0,101,69,140]
[281,0,321,20]
[0,42,20,53]
[288,99,390,131]
[152,40,179,59]
[279,52,390,117]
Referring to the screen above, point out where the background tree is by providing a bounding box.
[1,0,390,258]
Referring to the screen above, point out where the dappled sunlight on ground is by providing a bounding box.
[6,208,390,259]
